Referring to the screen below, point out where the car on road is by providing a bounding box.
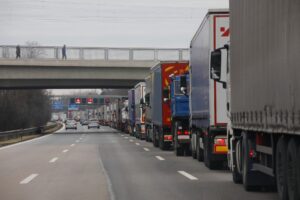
[88,121,100,129]
[81,120,89,126]
[65,120,77,130]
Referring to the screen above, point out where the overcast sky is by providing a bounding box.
[0,0,228,94]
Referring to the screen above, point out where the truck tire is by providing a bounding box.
[153,129,159,147]
[204,135,218,169]
[196,135,204,162]
[242,132,261,191]
[276,136,289,200]
[287,138,300,200]
[175,147,184,156]
[232,139,243,184]
[159,133,167,150]
[191,132,197,159]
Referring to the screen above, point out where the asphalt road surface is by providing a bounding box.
[0,124,279,200]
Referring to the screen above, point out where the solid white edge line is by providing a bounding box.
[49,157,58,163]
[62,149,69,153]
[20,174,39,184]
[143,148,150,151]
[155,156,165,161]
[135,143,140,146]
[178,171,198,180]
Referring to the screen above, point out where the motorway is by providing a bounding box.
[0,124,279,200]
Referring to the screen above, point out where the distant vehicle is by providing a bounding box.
[88,121,100,129]
[148,61,189,150]
[188,10,229,169]
[128,89,136,136]
[81,120,89,126]
[134,82,146,139]
[169,73,190,156]
[65,120,77,130]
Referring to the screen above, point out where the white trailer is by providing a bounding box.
[210,1,300,199]
[189,9,230,169]
[134,82,146,139]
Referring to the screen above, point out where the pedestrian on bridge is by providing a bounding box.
[62,45,67,60]
[16,45,21,59]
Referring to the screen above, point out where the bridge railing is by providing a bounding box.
[0,45,189,61]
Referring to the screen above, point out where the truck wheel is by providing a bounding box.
[174,137,183,156]
[196,135,204,161]
[232,139,243,184]
[153,129,159,147]
[175,147,184,156]
[287,138,300,200]
[159,133,166,150]
[191,132,197,159]
[242,132,257,190]
[276,136,289,200]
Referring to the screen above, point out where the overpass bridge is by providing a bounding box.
[0,45,189,89]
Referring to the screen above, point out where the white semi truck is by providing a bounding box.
[210,1,300,200]
[189,9,230,169]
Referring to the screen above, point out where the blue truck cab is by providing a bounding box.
[170,73,190,156]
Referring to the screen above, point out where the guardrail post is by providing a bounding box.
[154,49,158,61]
[129,49,133,61]
[105,48,109,61]
[179,49,183,61]
[79,48,84,60]
[55,47,59,59]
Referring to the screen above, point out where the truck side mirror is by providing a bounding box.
[210,48,228,84]
[180,76,187,94]
[145,93,150,106]
[163,88,169,102]
[140,98,144,105]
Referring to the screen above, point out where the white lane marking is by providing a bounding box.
[76,140,80,143]
[20,174,39,184]
[155,156,165,161]
[135,143,140,146]
[121,135,124,137]
[125,137,128,139]
[70,144,75,147]
[62,149,69,153]
[143,148,150,152]
[178,171,198,180]
[129,139,134,142]
[49,157,58,163]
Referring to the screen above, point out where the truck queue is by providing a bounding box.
[98,1,300,200]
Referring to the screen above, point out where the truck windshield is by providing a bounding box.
[174,80,189,95]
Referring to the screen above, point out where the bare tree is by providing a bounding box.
[0,90,51,131]
[24,41,46,59]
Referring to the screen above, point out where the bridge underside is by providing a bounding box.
[0,79,141,89]
[0,59,157,89]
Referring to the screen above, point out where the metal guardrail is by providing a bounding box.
[0,45,189,61]
[0,123,59,144]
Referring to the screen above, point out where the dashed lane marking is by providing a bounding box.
[20,174,39,184]
[49,157,58,163]
[155,156,165,161]
[143,148,150,151]
[178,171,198,180]
[62,149,69,153]
[70,144,75,147]
[135,143,140,146]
